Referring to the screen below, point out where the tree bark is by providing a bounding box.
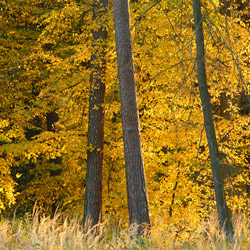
[47,111,62,214]
[113,0,150,231]
[83,0,108,229]
[192,0,234,239]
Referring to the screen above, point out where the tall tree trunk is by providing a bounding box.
[113,0,150,232]
[192,0,234,239]
[83,0,108,229]
[47,111,62,214]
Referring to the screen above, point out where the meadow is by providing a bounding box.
[1,210,249,250]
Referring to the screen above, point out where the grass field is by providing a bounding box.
[0,210,249,249]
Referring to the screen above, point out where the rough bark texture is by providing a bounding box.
[83,0,108,229]
[192,0,234,239]
[113,0,150,230]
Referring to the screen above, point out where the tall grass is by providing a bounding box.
[0,210,249,249]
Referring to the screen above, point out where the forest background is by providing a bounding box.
[0,0,250,234]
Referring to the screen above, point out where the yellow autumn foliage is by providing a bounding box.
[0,0,249,235]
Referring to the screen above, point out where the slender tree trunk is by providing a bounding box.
[113,0,150,232]
[192,0,234,239]
[83,0,108,229]
[47,111,62,214]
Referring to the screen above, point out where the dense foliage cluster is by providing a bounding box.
[0,0,249,231]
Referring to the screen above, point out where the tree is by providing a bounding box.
[1,0,249,236]
[192,0,234,239]
[83,0,108,228]
[113,0,150,231]
[0,0,92,216]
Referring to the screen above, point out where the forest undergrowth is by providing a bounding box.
[0,209,249,250]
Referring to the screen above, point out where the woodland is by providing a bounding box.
[0,0,250,242]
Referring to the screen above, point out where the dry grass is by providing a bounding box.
[0,210,249,250]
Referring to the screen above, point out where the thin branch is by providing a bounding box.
[150,58,195,81]
[130,0,162,30]
[204,16,248,95]
[196,126,205,159]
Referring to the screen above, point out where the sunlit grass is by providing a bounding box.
[0,210,249,249]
